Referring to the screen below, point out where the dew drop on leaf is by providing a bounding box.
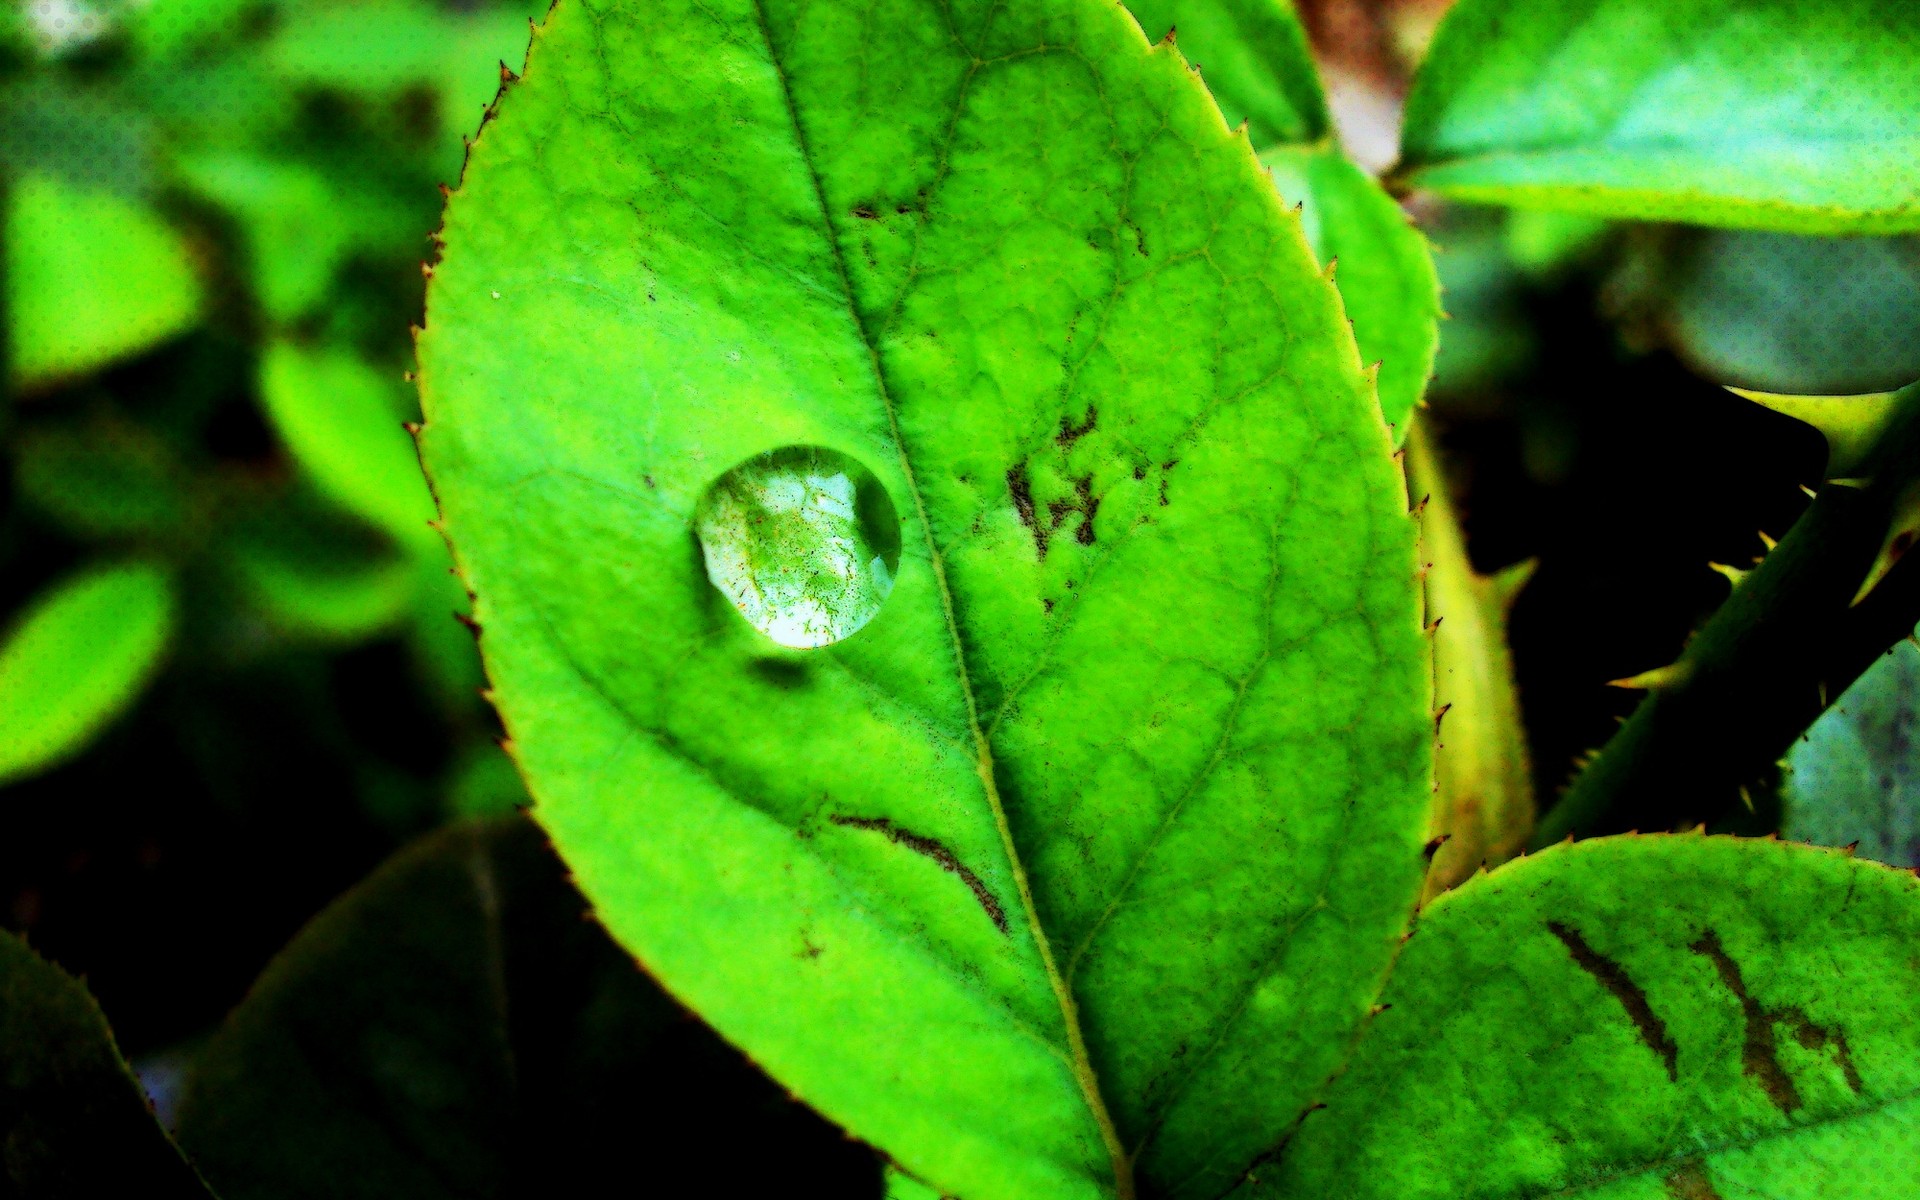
[694,445,901,649]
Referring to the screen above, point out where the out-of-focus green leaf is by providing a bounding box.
[1127,0,1439,440]
[259,339,436,548]
[1122,0,1327,147]
[174,815,882,1199]
[409,556,488,702]
[179,155,400,323]
[265,0,540,135]
[1400,0,1920,233]
[14,419,196,540]
[128,0,255,62]
[0,79,157,194]
[1253,836,1920,1199]
[1504,208,1609,276]
[443,742,529,819]
[1407,419,1532,899]
[1426,208,1535,407]
[1783,633,1920,868]
[228,526,420,641]
[0,562,176,785]
[1631,230,1920,396]
[1266,146,1441,440]
[7,172,202,388]
[0,929,213,1198]
[417,0,1429,1195]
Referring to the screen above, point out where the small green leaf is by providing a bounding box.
[1254,835,1920,1199]
[1400,0,1920,233]
[417,0,1429,1196]
[1627,230,1920,396]
[1127,0,1440,438]
[0,929,212,1198]
[0,562,176,786]
[1504,208,1609,276]
[1122,0,1327,148]
[7,172,202,388]
[1265,146,1441,440]
[227,525,421,641]
[14,418,196,541]
[259,340,437,549]
[174,815,881,1199]
[178,155,415,323]
[1783,634,1920,868]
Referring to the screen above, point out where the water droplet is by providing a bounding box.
[694,445,901,649]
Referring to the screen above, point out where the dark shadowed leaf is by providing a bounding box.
[1783,633,1920,869]
[0,929,212,1199]
[174,815,881,1200]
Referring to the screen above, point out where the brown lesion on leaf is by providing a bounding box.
[1007,463,1047,558]
[1547,921,1680,1082]
[1057,405,1097,448]
[851,204,879,219]
[1008,463,1099,557]
[829,815,1009,934]
[1663,1159,1726,1200]
[1688,928,1863,1113]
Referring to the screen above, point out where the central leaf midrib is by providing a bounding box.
[738,5,1135,1197]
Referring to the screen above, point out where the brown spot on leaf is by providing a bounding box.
[1057,406,1096,448]
[1688,929,1860,1112]
[1664,1159,1725,1200]
[1548,921,1679,1082]
[829,816,1008,934]
[1007,463,1047,558]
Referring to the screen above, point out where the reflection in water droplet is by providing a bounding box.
[694,445,901,649]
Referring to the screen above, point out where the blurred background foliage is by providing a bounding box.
[0,0,1914,1174]
[0,0,541,1070]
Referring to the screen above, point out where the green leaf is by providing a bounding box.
[178,154,415,323]
[174,815,881,1199]
[1400,0,1920,233]
[1623,229,1920,396]
[1252,835,1920,1199]
[259,340,437,549]
[7,172,202,389]
[227,525,422,641]
[0,562,176,786]
[1125,0,1439,438]
[1504,208,1610,276]
[1782,633,1920,868]
[1265,146,1440,440]
[1407,419,1532,899]
[1121,0,1327,149]
[14,418,197,541]
[415,0,1429,1196]
[264,0,542,135]
[0,928,213,1198]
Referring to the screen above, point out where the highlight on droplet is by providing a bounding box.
[693,445,901,649]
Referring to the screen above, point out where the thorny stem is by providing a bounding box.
[1533,380,1920,847]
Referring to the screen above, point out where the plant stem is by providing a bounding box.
[1532,380,1920,847]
